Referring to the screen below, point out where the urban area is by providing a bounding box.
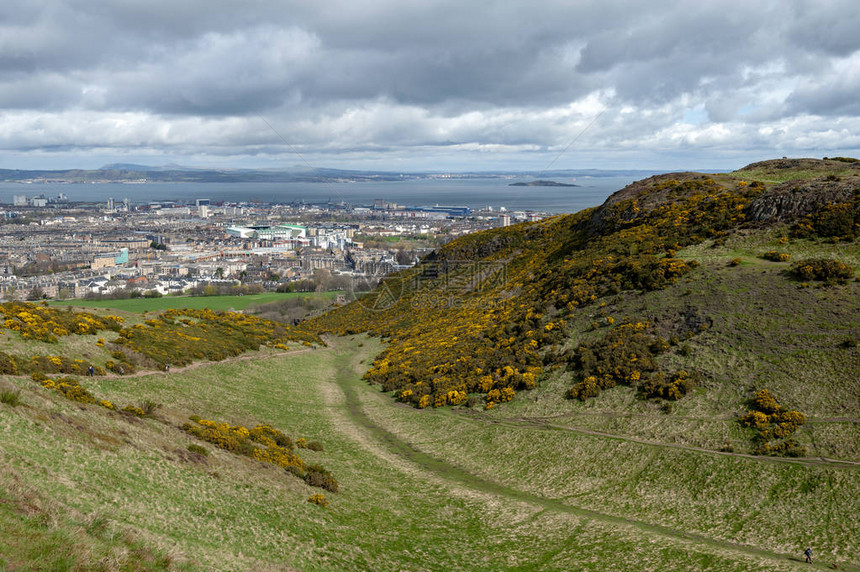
[0,190,545,301]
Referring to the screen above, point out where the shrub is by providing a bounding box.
[728,258,742,267]
[0,352,19,375]
[638,370,697,401]
[791,199,857,240]
[25,355,99,377]
[304,464,339,493]
[39,376,97,404]
[567,322,688,402]
[110,350,128,362]
[114,308,323,367]
[741,389,807,457]
[140,399,161,416]
[753,389,781,414]
[249,424,293,449]
[309,177,759,411]
[104,360,135,375]
[567,376,602,401]
[0,302,123,343]
[307,493,329,507]
[762,251,790,262]
[182,417,337,491]
[121,405,146,417]
[790,258,854,284]
[187,444,209,456]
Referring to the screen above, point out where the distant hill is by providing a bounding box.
[0,165,415,183]
[509,179,579,187]
[0,165,664,184]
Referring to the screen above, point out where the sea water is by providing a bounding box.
[0,175,641,214]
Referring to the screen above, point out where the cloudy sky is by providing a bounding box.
[1,0,859,171]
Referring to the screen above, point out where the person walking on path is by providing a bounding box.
[804,547,812,563]
[88,365,94,377]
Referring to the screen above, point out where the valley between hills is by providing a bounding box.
[0,158,858,571]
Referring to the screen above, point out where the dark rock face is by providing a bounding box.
[746,180,855,222]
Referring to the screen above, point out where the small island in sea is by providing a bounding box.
[509,179,579,187]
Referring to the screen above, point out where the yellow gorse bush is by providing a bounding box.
[183,418,339,492]
[307,493,329,507]
[740,389,807,456]
[183,418,341,492]
[38,375,97,404]
[114,308,323,366]
[0,302,123,343]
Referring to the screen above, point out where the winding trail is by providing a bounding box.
[466,413,860,469]
[92,346,316,379]
[325,339,858,572]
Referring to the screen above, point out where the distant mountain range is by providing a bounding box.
[0,164,668,184]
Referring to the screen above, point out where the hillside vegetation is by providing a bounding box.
[0,158,857,570]
[310,159,857,429]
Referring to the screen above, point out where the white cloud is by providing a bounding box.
[0,0,858,170]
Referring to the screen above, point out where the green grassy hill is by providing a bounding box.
[0,158,858,570]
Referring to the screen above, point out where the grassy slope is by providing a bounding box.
[3,337,853,570]
[729,157,860,183]
[493,229,860,459]
[49,291,338,313]
[1,160,857,570]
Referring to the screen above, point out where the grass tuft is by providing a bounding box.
[0,388,22,407]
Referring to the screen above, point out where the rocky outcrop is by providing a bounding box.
[746,179,855,222]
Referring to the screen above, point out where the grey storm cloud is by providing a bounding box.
[0,0,858,169]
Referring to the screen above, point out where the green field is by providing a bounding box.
[50,291,339,313]
[1,335,857,570]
